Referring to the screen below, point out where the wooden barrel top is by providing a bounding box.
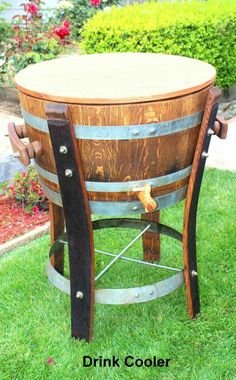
[14,53,216,104]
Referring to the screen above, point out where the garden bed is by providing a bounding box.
[0,195,49,244]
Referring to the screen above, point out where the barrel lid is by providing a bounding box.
[14,53,216,104]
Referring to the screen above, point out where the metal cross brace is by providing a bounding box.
[94,224,151,282]
[58,223,182,278]
[95,250,182,272]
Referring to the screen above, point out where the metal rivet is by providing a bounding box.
[135,294,139,298]
[133,130,140,136]
[149,128,157,135]
[191,270,198,277]
[207,129,214,136]
[132,206,139,211]
[149,290,154,295]
[13,152,20,158]
[59,145,68,154]
[65,169,73,177]
[76,291,83,299]
[202,151,209,159]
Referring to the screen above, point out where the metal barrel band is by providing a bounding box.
[41,183,188,216]
[91,218,183,242]
[34,161,192,193]
[46,260,184,305]
[47,218,184,305]
[22,107,203,140]
[48,218,183,245]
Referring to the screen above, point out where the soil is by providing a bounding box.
[0,100,21,117]
[0,195,49,244]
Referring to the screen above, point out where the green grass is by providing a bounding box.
[0,169,236,380]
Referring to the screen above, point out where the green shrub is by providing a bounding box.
[0,3,12,44]
[4,167,48,213]
[81,0,236,89]
[0,3,12,85]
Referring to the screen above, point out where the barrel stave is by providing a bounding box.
[18,86,210,213]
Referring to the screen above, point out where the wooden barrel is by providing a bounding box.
[14,53,216,216]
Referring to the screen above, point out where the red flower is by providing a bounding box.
[21,171,27,178]
[31,184,38,191]
[33,205,39,214]
[47,357,54,366]
[63,20,70,28]
[54,23,70,39]
[90,0,101,6]
[27,3,38,15]
[13,25,20,31]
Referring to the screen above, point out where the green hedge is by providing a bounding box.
[81,0,236,89]
[0,3,12,44]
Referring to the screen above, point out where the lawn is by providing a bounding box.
[0,168,235,380]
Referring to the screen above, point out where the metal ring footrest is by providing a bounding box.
[46,218,184,305]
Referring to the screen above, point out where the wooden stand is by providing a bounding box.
[45,87,226,341]
[183,87,221,317]
[141,211,160,262]
[49,202,64,275]
[48,112,94,341]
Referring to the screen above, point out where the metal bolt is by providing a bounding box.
[76,291,83,299]
[133,130,140,136]
[149,290,154,296]
[149,128,157,135]
[202,151,209,159]
[65,169,73,177]
[207,129,214,136]
[191,270,198,277]
[59,145,68,154]
[13,152,20,158]
[132,206,139,211]
[135,294,139,298]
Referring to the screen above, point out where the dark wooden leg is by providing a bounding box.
[49,201,64,275]
[183,87,221,318]
[47,105,94,341]
[141,211,160,261]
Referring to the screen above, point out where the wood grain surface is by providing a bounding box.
[15,53,215,104]
[19,86,209,202]
[141,211,160,262]
[17,54,215,207]
[49,201,64,275]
